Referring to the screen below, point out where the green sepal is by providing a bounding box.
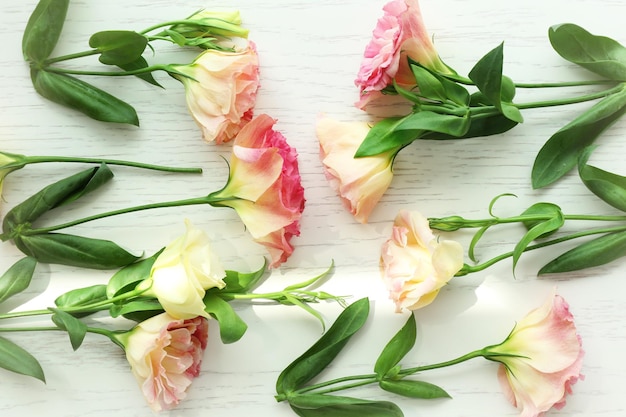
[288,394,403,417]
[531,85,626,188]
[549,23,626,81]
[89,30,148,66]
[379,379,450,399]
[203,293,248,344]
[50,308,87,351]
[30,69,139,126]
[276,298,370,395]
[55,284,108,309]
[374,314,416,379]
[578,147,626,212]
[539,230,626,274]
[22,0,70,62]
[14,233,140,270]
[0,336,45,382]
[2,164,113,234]
[106,249,163,298]
[0,257,37,304]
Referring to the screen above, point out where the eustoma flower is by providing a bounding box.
[172,42,260,144]
[316,117,398,223]
[140,220,226,319]
[114,313,209,412]
[209,114,305,267]
[380,209,464,311]
[355,0,454,109]
[484,292,584,417]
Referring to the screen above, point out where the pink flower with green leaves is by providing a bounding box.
[316,117,398,224]
[209,114,304,267]
[172,41,260,144]
[115,313,209,412]
[484,292,584,417]
[355,0,454,109]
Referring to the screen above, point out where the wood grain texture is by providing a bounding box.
[1,0,625,416]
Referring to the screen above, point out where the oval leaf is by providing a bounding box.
[549,23,626,81]
[89,30,148,66]
[532,86,626,188]
[578,147,626,212]
[521,202,563,237]
[374,314,417,379]
[380,379,450,399]
[30,69,139,126]
[289,394,403,417]
[203,293,248,344]
[355,117,418,157]
[55,284,108,309]
[106,249,163,298]
[0,336,45,382]
[276,298,370,394]
[215,259,268,296]
[539,230,626,274]
[410,64,447,102]
[0,257,37,304]
[22,0,70,62]
[2,164,113,234]
[50,308,88,351]
[512,210,564,273]
[424,112,518,140]
[117,56,163,87]
[15,233,140,269]
[109,298,163,321]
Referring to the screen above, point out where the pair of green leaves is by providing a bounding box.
[277,299,449,417]
[532,23,626,188]
[355,43,521,158]
[23,0,143,124]
[2,164,140,270]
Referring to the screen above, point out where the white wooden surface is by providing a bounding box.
[1,1,625,416]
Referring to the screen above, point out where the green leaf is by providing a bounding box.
[89,30,148,66]
[203,293,248,344]
[109,298,163,321]
[355,117,419,157]
[468,43,522,123]
[396,111,470,137]
[30,69,139,126]
[117,57,163,87]
[50,308,87,351]
[55,284,108,309]
[276,298,370,394]
[15,233,140,269]
[215,259,267,296]
[532,86,626,188]
[2,164,113,234]
[424,112,518,140]
[410,64,447,102]
[22,0,70,62]
[549,23,626,81]
[106,249,163,298]
[539,230,626,274]
[468,225,490,263]
[512,209,564,272]
[0,335,45,382]
[521,202,563,237]
[374,314,416,379]
[380,379,450,399]
[289,395,403,417]
[0,257,37,304]
[578,147,626,212]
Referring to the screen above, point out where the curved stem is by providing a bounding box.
[461,224,626,274]
[24,155,201,173]
[24,196,212,235]
[430,213,626,230]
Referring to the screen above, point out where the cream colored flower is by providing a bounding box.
[380,209,464,311]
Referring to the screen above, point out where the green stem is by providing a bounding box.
[0,309,51,320]
[430,213,626,230]
[443,74,613,88]
[24,155,202,174]
[460,224,626,274]
[23,196,223,235]
[44,49,101,65]
[515,83,625,109]
[41,64,170,78]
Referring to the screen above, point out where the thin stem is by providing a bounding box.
[25,155,202,174]
[0,326,59,332]
[430,213,626,230]
[461,224,626,274]
[0,309,52,320]
[41,64,170,78]
[515,83,624,110]
[398,348,486,376]
[24,196,213,235]
[443,73,613,88]
[44,50,101,65]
